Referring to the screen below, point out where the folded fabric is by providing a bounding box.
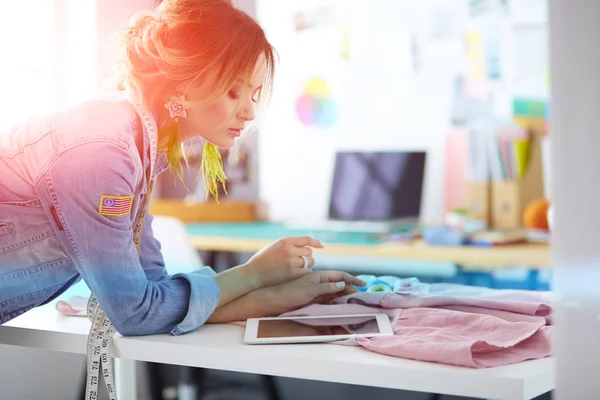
[281,281,554,369]
[347,279,552,323]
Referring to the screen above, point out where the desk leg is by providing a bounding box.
[115,358,137,400]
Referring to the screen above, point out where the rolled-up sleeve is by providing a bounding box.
[42,141,220,336]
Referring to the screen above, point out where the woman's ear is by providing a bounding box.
[175,82,187,93]
[177,78,201,97]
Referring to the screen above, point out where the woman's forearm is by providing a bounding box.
[213,263,261,307]
[207,288,281,323]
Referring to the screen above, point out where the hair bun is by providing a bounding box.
[120,12,162,46]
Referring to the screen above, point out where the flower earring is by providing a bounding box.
[163,94,227,202]
[161,95,188,186]
[165,95,188,120]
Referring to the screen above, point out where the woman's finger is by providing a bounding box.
[294,246,313,257]
[286,236,324,249]
[311,281,347,297]
[292,254,314,270]
[317,270,366,287]
[312,285,357,305]
[346,274,367,287]
[341,285,359,295]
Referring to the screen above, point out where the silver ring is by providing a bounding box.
[300,255,309,269]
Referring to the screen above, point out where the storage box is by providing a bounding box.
[465,181,491,227]
[149,200,267,223]
[490,129,545,229]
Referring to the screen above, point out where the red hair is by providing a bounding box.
[115,0,276,165]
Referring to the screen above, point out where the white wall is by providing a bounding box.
[549,0,600,398]
[255,0,461,224]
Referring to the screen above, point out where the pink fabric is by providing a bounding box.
[55,296,88,317]
[281,284,554,368]
[332,282,553,323]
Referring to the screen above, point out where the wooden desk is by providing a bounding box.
[1,302,554,400]
[190,235,551,270]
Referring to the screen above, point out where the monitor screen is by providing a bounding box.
[328,151,426,221]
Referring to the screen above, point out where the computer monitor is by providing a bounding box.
[328,151,427,223]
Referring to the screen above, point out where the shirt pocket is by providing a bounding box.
[0,200,76,323]
[0,199,71,280]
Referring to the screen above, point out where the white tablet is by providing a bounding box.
[244,313,394,345]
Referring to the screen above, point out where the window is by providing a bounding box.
[0,0,96,131]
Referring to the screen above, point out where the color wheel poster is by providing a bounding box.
[295,76,339,129]
[288,1,347,133]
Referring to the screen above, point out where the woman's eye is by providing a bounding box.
[228,91,240,100]
[252,88,262,103]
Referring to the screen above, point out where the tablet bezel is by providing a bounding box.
[244,313,394,345]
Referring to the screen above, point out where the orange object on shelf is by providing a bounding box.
[523,198,550,230]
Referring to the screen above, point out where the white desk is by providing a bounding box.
[0,303,554,400]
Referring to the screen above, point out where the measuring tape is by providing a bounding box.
[83,219,148,400]
[83,97,158,400]
[85,296,118,400]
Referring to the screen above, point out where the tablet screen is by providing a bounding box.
[256,315,381,338]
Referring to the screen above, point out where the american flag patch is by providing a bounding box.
[98,195,134,216]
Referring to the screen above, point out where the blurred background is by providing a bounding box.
[0,0,552,399]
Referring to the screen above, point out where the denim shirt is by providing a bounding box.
[0,95,221,336]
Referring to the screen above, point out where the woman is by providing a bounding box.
[0,0,363,337]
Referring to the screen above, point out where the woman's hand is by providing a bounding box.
[266,270,366,315]
[207,270,366,323]
[245,236,324,288]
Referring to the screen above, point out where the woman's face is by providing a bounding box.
[178,55,267,149]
